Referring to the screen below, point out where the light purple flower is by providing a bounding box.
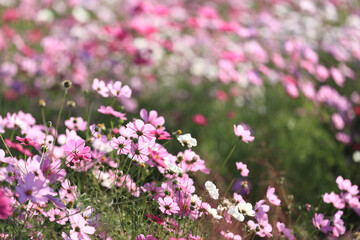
[15,172,56,204]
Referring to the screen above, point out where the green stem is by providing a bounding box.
[51,89,67,160]
[212,138,240,181]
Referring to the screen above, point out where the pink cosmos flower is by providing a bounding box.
[247,219,272,238]
[136,234,155,240]
[331,113,345,130]
[336,176,359,195]
[65,117,88,131]
[59,179,78,202]
[108,81,132,98]
[323,192,345,209]
[220,231,242,240]
[313,213,332,233]
[332,210,346,237]
[233,124,254,143]
[236,162,249,177]
[150,128,171,140]
[15,172,56,204]
[140,109,165,128]
[315,65,329,82]
[336,132,351,144]
[266,187,281,206]
[126,119,155,142]
[111,136,131,155]
[92,78,109,97]
[158,196,180,215]
[276,222,295,240]
[47,208,68,225]
[130,142,150,163]
[145,213,165,225]
[192,114,208,126]
[330,67,345,87]
[98,106,127,120]
[69,211,96,240]
[63,139,92,164]
[254,200,269,222]
[179,150,210,174]
[15,136,37,146]
[0,188,12,219]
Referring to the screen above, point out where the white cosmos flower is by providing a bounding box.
[228,206,244,222]
[164,158,183,174]
[177,133,197,148]
[191,194,200,203]
[237,202,255,217]
[353,151,360,163]
[206,206,223,220]
[205,181,219,200]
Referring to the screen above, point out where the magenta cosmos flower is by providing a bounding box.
[0,188,12,219]
[158,196,180,215]
[233,124,254,143]
[63,139,92,163]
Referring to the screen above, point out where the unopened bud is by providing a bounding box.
[67,100,76,108]
[63,80,72,89]
[39,99,46,107]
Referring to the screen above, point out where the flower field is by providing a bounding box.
[0,0,359,239]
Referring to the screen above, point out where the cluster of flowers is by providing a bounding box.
[1,0,360,152]
[0,74,359,239]
[200,162,296,240]
[313,176,360,238]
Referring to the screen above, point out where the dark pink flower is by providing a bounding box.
[0,188,12,219]
[192,114,208,126]
[63,139,92,164]
[15,136,37,146]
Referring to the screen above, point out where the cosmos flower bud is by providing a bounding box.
[41,145,48,153]
[67,100,76,108]
[39,99,46,107]
[47,121,52,128]
[63,80,72,89]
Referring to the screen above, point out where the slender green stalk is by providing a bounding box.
[212,137,240,181]
[51,89,68,160]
